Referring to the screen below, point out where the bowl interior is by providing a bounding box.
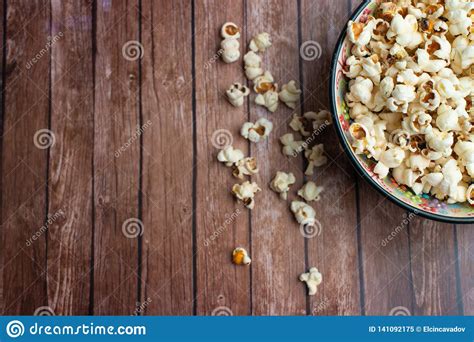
[330,0,474,223]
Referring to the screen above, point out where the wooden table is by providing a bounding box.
[0,0,472,316]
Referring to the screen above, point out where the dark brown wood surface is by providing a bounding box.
[0,0,472,316]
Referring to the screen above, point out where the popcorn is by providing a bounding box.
[217,146,244,167]
[347,19,376,47]
[290,201,316,225]
[241,118,273,143]
[255,90,279,112]
[243,51,263,80]
[279,80,301,109]
[270,171,296,200]
[280,133,304,157]
[347,77,374,105]
[386,14,423,49]
[231,181,261,209]
[253,71,277,94]
[226,83,250,107]
[232,157,259,179]
[304,144,328,176]
[232,247,251,265]
[221,38,241,63]
[343,0,474,204]
[467,183,474,205]
[249,32,272,53]
[221,22,240,39]
[451,36,474,74]
[299,267,322,296]
[297,181,324,202]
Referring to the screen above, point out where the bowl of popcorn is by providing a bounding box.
[330,0,474,223]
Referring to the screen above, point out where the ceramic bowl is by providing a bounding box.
[329,0,474,223]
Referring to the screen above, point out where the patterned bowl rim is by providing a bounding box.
[329,0,474,224]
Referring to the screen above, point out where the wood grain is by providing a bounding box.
[457,224,474,315]
[140,0,194,315]
[48,0,93,315]
[300,0,361,316]
[195,0,251,316]
[1,0,50,314]
[409,220,459,315]
[93,0,140,315]
[247,0,306,315]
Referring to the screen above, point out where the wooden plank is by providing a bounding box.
[409,220,459,315]
[93,0,140,315]
[0,0,49,314]
[247,0,306,315]
[195,0,250,315]
[140,0,194,315]
[359,185,414,315]
[456,224,474,315]
[300,0,360,315]
[48,0,93,315]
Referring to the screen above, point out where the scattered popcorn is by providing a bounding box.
[297,181,324,202]
[233,157,259,179]
[226,82,250,107]
[232,247,251,265]
[343,0,474,204]
[221,22,240,39]
[253,71,277,94]
[270,171,296,200]
[289,110,332,136]
[217,146,244,167]
[241,118,273,143]
[304,144,327,176]
[279,80,301,109]
[467,184,474,205]
[249,32,272,53]
[219,22,241,63]
[255,90,279,112]
[290,201,316,226]
[299,267,322,296]
[243,51,264,80]
[280,133,304,157]
[232,181,261,210]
